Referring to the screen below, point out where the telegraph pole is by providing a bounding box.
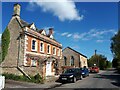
[95,49,99,67]
[95,50,97,55]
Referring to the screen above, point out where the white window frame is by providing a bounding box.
[53,47,56,55]
[47,44,51,54]
[31,59,37,66]
[31,39,37,51]
[40,41,44,53]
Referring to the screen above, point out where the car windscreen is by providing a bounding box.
[64,69,75,73]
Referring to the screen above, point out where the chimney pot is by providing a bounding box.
[49,28,54,35]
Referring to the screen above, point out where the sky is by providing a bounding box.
[1,1,119,61]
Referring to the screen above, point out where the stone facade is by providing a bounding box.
[62,47,88,71]
[1,3,62,78]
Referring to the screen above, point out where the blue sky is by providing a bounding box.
[2,1,118,61]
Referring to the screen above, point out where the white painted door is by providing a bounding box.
[46,61,52,76]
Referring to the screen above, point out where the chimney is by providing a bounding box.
[13,3,21,17]
[49,28,54,35]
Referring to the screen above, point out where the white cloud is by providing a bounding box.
[67,34,72,37]
[60,28,117,42]
[28,0,83,21]
[73,33,81,39]
[61,32,69,36]
[96,40,104,43]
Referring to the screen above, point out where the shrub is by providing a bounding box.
[34,73,44,83]
[2,73,44,84]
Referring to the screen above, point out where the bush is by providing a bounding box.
[34,73,43,83]
[2,73,44,84]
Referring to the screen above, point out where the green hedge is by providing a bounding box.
[1,27,10,63]
[2,73,44,84]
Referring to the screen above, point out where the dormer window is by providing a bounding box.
[30,23,36,30]
[49,34,54,39]
[41,30,46,35]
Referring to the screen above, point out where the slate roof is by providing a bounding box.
[20,19,29,27]
[63,47,87,58]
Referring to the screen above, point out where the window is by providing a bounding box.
[31,39,37,51]
[70,56,74,66]
[53,47,56,55]
[40,42,44,52]
[31,60,37,66]
[47,45,50,54]
[64,56,67,66]
[57,49,60,56]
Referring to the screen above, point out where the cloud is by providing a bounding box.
[96,40,104,43]
[61,32,69,36]
[73,33,81,39]
[67,34,72,37]
[28,0,83,21]
[60,28,117,42]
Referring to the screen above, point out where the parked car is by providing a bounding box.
[59,68,82,83]
[90,66,99,73]
[80,67,89,78]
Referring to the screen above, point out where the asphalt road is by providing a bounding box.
[54,69,120,89]
[3,68,120,89]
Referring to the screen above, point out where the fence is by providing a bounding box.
[0,76,5,90]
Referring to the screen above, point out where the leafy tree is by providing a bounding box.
[88,54,110,70]
[1,27,10,63]
[111,30,120,71]
[106,61,112,68]
[111,30,120,59]
[112,58,119,68]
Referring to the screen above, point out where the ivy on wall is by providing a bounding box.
[1,27,10,63]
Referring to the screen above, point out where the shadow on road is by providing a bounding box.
[93,70,120,87]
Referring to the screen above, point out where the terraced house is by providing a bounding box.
[2,3,62,78]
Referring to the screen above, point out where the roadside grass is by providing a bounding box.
[2,73,44,84]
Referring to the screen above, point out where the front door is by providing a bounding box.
[46,61,52,76]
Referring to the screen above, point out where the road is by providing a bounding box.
[3,68,120,89]
[54,69,120,89]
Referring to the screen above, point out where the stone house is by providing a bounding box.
[2,3,62,78]
[62,47,88,71]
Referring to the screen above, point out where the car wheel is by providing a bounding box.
[73,77,76,83]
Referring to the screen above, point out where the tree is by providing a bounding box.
[111,30,120,59]
[88,54,110,70]
[112,58,119,68]
[111,30,120,71]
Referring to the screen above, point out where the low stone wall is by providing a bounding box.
[23,67,43,76]
[2,67,22,75]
